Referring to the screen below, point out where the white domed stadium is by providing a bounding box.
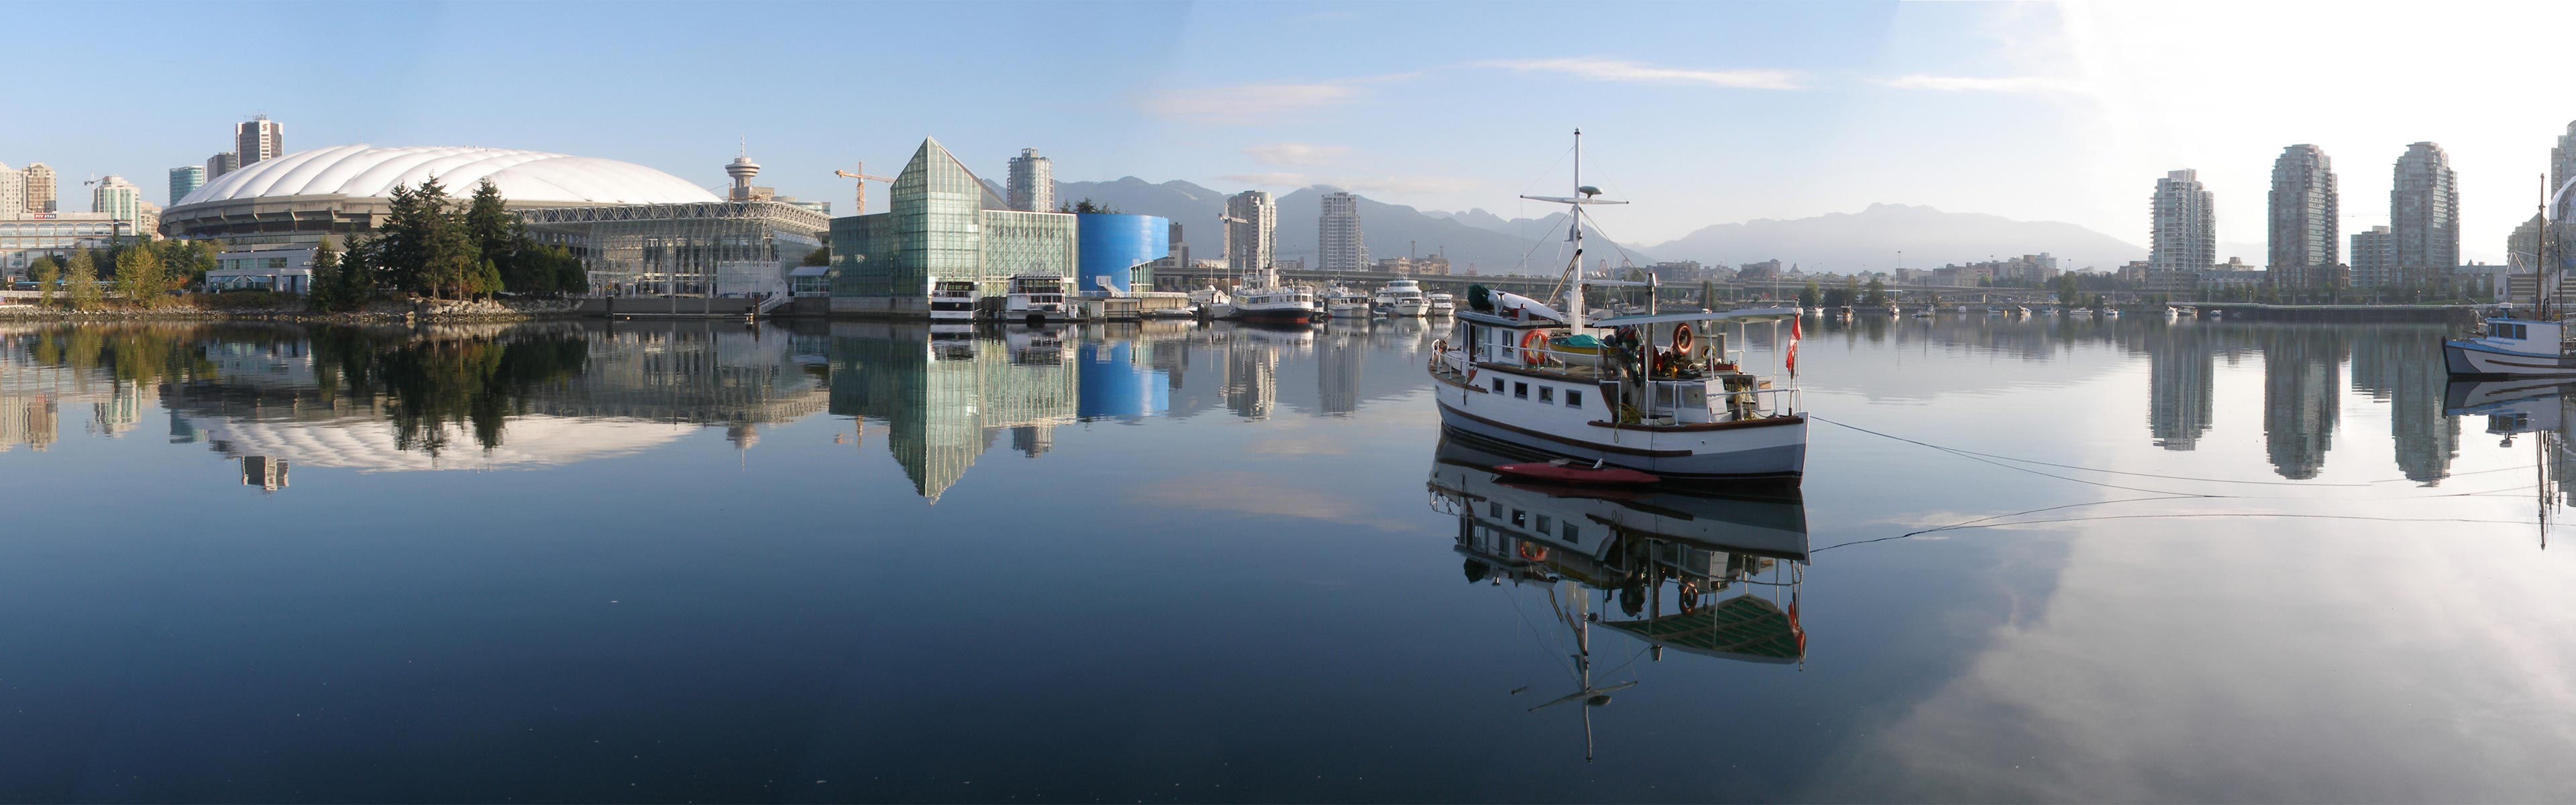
[175,145,720,208]
[163,145,723,243]
[166,144,828,299]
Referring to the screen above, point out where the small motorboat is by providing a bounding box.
[1493,460,1661,486]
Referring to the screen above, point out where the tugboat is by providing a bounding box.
[1426,130,1807,482]
[1228,264,1318,325]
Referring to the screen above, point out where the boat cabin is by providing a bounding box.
[1446,303,1796,426]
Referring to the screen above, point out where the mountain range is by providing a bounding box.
[1046,178,2149,276]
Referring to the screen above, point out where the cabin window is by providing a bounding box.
[1562,523,1579,541]
[1488,502,1500,519]
[1492,377,1505,392]
[1514,382,1528,399]
[1566,390,1583,409]
[1656,384,1679,408]
[1536,515,1552,533]
[1511,509,1526,527]
[1538,386,1555,404]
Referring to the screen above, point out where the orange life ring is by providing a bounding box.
[1520,329,1548,365]
[1672,323,1694,353]
[1518,543,1550,561]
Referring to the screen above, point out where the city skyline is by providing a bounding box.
[15,2,2576,264]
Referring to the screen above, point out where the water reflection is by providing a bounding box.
[1426,437,1807,759]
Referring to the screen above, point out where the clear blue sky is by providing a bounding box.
[11,1,2566,262]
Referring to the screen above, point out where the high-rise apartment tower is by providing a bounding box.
[168,166,207,206]
[1318,191,1366,272]
[22,163,56,213]
[2149,169,2214,290]
[1007,148,1053,213]
[2268,144,2339,290]
[2389,142,2458,288]
[1224,190,1276,272]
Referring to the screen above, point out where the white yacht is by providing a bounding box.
[1428,292,1457,317]
[1322,285,1373,320]
[928,278,978,322]
[1376,279,1431,317]
[1426,130,1806,482]
[1189,286,1233,319]
[1002,274,1070,325]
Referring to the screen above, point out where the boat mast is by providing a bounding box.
[1569,128,1587,331]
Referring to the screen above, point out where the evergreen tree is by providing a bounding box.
[1797,281,1821,309]
[472,258,504,299]
[338,237,378,309]
[308,237,342,311]
[64,251,102,310]
[548,245,588,296]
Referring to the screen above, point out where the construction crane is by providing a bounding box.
[835,162,895,215]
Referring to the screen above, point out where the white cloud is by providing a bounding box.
[1476,57,1804,90]
[1879,74,2092,94]
[1142,83,1356,125]
[1241,143,1351,167]
[1220,172,1311,187]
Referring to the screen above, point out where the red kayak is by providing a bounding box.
[1492,460,1660,486]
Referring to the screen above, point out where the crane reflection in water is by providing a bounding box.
[1426,437,1808,760]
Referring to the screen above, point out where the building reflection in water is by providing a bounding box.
[1222,325,1309,421]
[2262,327,2345,480]
[1318,325,1364,416]
[824,323,1077,503]
[2350,329,2458,484]
[2147,324,2214,450]
[1425,437,1808,759]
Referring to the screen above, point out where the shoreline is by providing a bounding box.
[0,299,587,324]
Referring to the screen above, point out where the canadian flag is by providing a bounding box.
[1786,317,1802,376]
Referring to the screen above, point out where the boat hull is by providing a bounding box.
[2444,339,2576,378]
[1235,305,1316,324]
[1434,382,1805,481]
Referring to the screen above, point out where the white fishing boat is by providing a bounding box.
[1002,274,1071,325]
[1426,129,1807,483]
[1428,292,1458,316]
[1377,279,1432,317]
[928,278,978,322]
[1189,286,1232,319]
[2448,178,2576,377]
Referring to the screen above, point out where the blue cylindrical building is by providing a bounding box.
[1075,213,1170,293]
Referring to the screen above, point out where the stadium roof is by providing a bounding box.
[176,145,720,207]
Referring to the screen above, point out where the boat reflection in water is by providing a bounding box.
[2444,378,2576,546]
[1425,437,1807,759]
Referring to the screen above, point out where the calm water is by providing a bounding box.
[3,314,2572,802]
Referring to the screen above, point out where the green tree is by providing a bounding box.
[337,237,378,309]
[64,251,102,310]
[1797,280,1821,309]
[30,256,58,306]
[113,243,166,305]
[801,244,833,267]
[1863,276,1888,306]
[1058,199,1120,214]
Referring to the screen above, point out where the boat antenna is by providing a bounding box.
[1520,128,1627,329]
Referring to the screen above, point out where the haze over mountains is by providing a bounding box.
[1051,177,2149,276]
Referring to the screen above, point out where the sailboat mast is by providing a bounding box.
[1569,128,1587,330]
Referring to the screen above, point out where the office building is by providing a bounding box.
[207,152,239,180]
[1007,148,1053,213]
[828,138,1077,316]
[2268,144,2339,290]
[2389,142,2458,288]
[22,162,54,213]
[235,115,284,166]
[168,166,206,206]
[2350,226,2394,290]
[1318,191,1365,272]
[2149,169,2214,292]
[0,215,131,271]
[1224,190,1275,272]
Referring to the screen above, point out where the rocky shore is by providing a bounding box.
[0,298,586,323]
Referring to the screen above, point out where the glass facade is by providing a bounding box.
[833,139,1079,307]
[519,201,826,297]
